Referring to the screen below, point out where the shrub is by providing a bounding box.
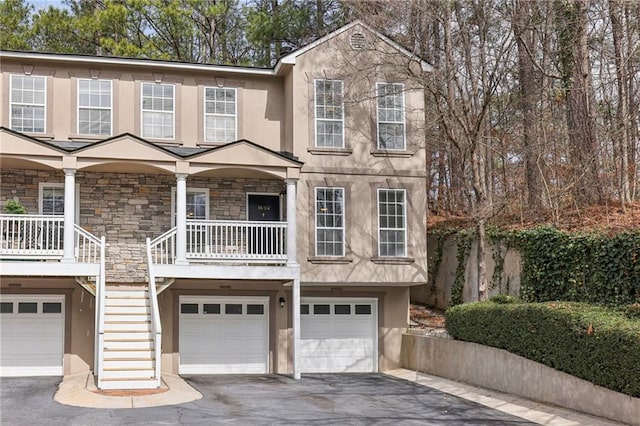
[445,301,640,397]
[622,303,640,319]
[488,294,519,304]
[3,199,26,214]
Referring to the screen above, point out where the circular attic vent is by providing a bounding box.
[349,32,367,50]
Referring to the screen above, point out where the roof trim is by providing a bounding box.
[0,127,303,166]
[276,20,434,73]
[0,50,275,76]
[187,139,303,166]
[0,126,70,154]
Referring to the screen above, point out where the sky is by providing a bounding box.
[29,0,67,11]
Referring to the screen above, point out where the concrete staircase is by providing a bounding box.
[99,285,159,390]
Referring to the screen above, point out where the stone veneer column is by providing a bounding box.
[61,168,76,263]
[175,173,188,265]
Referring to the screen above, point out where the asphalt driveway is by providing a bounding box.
[0,374,534,425]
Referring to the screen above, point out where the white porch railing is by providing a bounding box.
[95,236,106,386]
[0,214,63,258]
[148,220,288,264]
[0,214,104,263]
[146,238,163,386]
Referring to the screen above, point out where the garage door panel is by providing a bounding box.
[300,298,377,374]
[0,296,64,377]
[179,296,268,375]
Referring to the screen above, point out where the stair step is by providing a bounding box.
[106,290,148,298]
[104,359,155,369]
[103,331,153,340]
[104,322,151,332]
[104,298,149,306]
[105,314,151,323]
[104,340,154,350]
[105,305,151,314]
[101,368,155,379]
[99,378,161,390]
[103,349,154,358]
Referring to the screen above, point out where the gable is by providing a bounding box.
[0,128,66,157]
[277,21,433,73]
[72,134,180,162]
[189,141,301,169]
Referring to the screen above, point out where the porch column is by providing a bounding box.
[175,173,188,265]
[292,276,301,379]
[61,169,76,263]
[286,178,298,266]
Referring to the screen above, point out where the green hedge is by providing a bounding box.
[445,301,640,397]
[493,227,640,307]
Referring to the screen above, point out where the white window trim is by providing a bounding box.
[141,82,175,140]
[203,86,237,143]
[314,186,345,257]
[245,192,283,221]
[375,82,406,151]
[171,187,210,226]
[10,74,47,134]
[38,182,80,222]
[77,78,113,136]
[377,188,407,257]
[314,79,345,149]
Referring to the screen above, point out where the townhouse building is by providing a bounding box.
[0,21,429,389]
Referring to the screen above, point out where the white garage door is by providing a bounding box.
[179,296,269,374]
[0,295,65,377]
[300,298,377,373]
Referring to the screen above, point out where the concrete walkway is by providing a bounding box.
[387,369,624,426]
[54,372,202,408]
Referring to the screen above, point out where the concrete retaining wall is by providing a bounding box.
[401,333,640,425]
[412,235,522,309]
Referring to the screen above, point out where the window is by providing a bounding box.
[78,79,112,135]
[225,304,243,315]
[171,188,209,224]
[315,187,344,256]
[10,75,46,133]
[18,302,37,314]
[40,184,65,215]
[247,304,265,315]
[181,303,199,314]
[313,304,330,315]
[142,82,174,139]
[204,87,236,142]
[315,80,343,148]
[378,189,406,257]
[376,83,405,150]
[203,304,221,314]
[43,302,62,314]
[355,304,372,315]
[334,304,351,315]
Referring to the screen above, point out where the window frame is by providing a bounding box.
[9,74,47,134]
[77,78,112,136]
[375,82,406,151]
[314,79,344,149]
[314,187,345,257]
[38,182,79,222]
[170,187,210,226]
[377,188,407,257]
[203,86,237,143]
[141,82,175,140]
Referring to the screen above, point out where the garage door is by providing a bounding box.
[300,298,377,373]
[179,296,269,374]
[0,295,65,377]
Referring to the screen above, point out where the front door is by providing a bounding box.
[247,194,281,255]
[247,194,280,221]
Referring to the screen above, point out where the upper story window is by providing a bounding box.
[315,187,345,257]
[142,82,174,139]
[10,75,46,134]
[376,83,405,150]
[315,80,344,148]
[78,79,112,136]
[204,87,236,143]
[377,189,406,257]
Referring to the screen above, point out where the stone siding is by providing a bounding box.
[1,168,283,282]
